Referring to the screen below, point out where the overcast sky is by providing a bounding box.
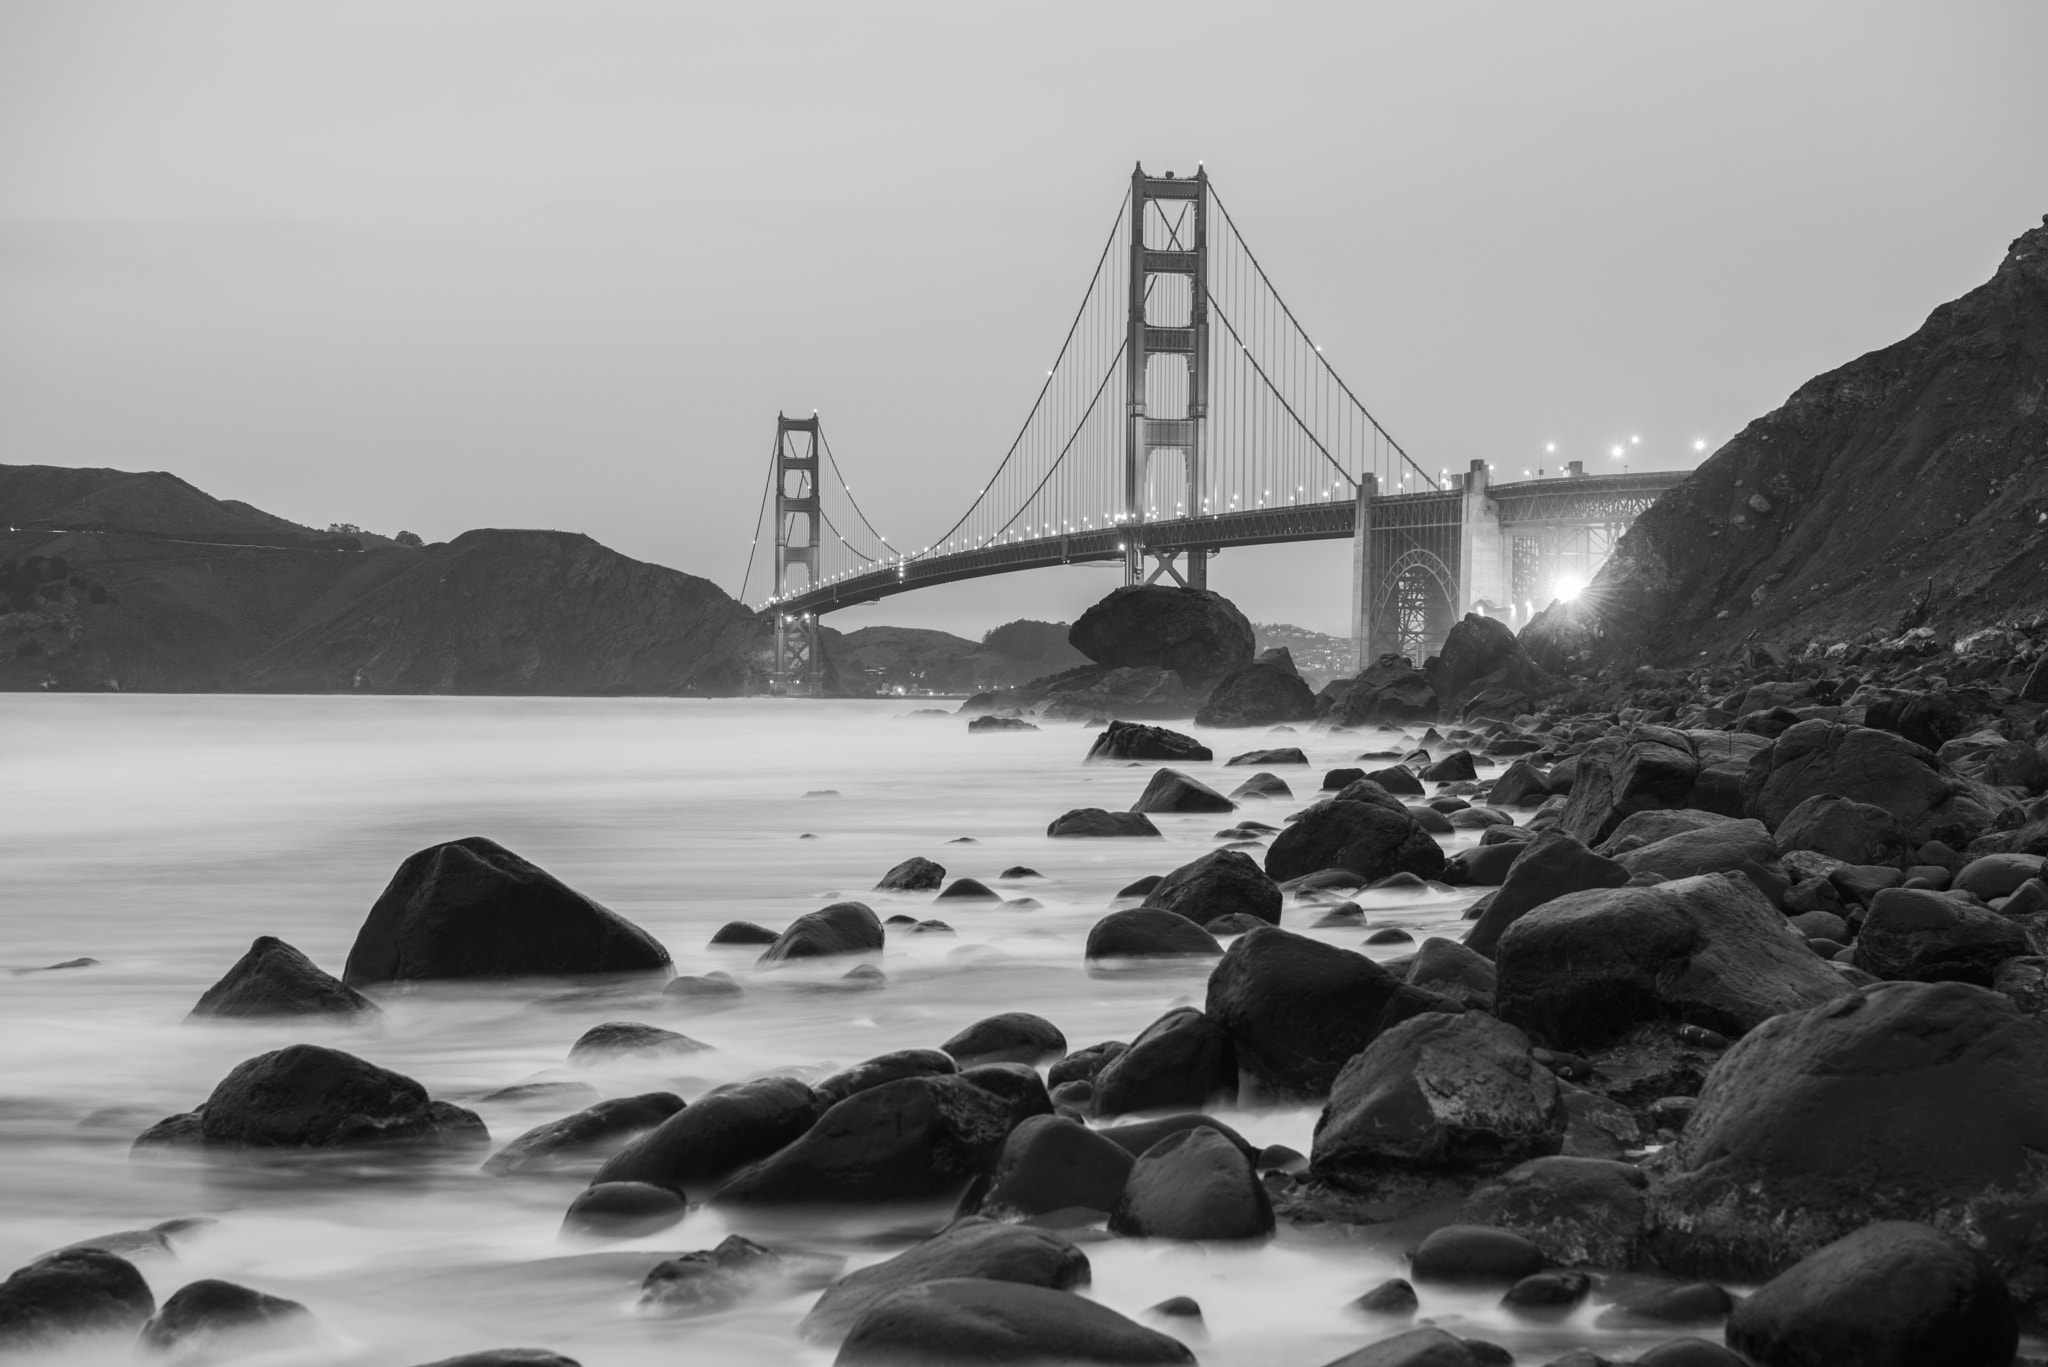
[4,2,2044,638]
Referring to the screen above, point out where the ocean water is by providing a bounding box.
[1,696,1729,1366]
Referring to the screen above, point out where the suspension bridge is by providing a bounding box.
[740,165,1685,693]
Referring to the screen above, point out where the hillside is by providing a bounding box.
[1559,214,2048,665]
[822,618,1089,694]
[0,465,765,694]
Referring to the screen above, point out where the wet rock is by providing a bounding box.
[1502,1270,1590,1315]
[1423,750,1478,783]
[1228,771,1293,801]
[1202,912,1267,936]
[0,1248,154,1349]
[1093,1007,1237,1116]
[1365,765,1425,796]
[957,1062,1055,1130]
[1852,886,2030,985]
[1318,1326,1491,1366]
[482,1092,684,1176]
[876,857,946,892]
[935,877,1001,903]
[1071,584,1255,685]
[1410,1226,1545,1286]
[1086,719,1214,763]
[1494,873,1847,1050]
[1613,818,1780,885]
[968,715,1039,732]
[1324,654,1440,728]
[713,1075,1014,1208]
[1462,831,1629,958]
[1197,648,1319,727]
[1265,794,1446,885]
[638,1234,824,1317]
[131,1112,207,1152]
[1312,1014,1564,1192]
[1228,747,1308,766]
[1647,981,2048,1315]
[802,1220,1089,1343]
[815,1050,957,1110]
[188,1044,485,1150]
[567,1021,707,1064]
[1048,808,1164,838]
[1593,1280,1733,1328]
[1086,909,1223,962]
[1350,1277,1418,1316]
[343,836,671,986]
[1444,840,1520,886]
[834,1277,1193,1366]
[1459,1156,1647,1269]
[662,971,743,1008]
[1142,848,1281,926]
[1097,1114,1256,1161]
[595,1076,819,1194]
[408,1352,581,1367]
[1207,927,1452,1099]
[1147,1296,1202,1320]
[188,936,378,1021]
[560,1181,684,1238]
[841,964,888,989]
[708,920,778,947]
[1489,761,1552,808]
[1049,1042,1127,1087]
[1725,1221,2017,1367]
[1109,1125,1273,1241]
[757,901,885,965]
[139,1278,312,1353]
[1405,937,1497,1011]
[970,1115,1134,1221]
[1630,1339,1747,1367]
[1131,768,1236,814]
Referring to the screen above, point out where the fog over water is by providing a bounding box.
[10,695,2011,1366]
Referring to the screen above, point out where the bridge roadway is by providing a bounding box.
[760,469,1687,619]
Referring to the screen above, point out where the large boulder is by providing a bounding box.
[1428,613,1557,715]
[595,1076,820,1194]
[1558,729,1707,846]
[1195,648,1318,727]
[799,1219,1090,1344]
[1740,721,1998,847]
[1853,887,2031,986]
[1092,1007,1237,1116]
[757,902,885,965]
[1494,873,1847,1050]
[189,936,378,1021]
[876,857,945,892]
[1085,909,1223,962]
[482,1092,685,1176]
[0,1248,154,1350]
[1264,792,1446,884]
[1109,1125,1273,1240]
[1311,1013,1565,1192]
[1141,848,1280,926]
[1084,720,1212,763]
[174,1044,485,1150]
[1321,654,1439,727]
[1205,927,1451,1100]
[1647,981,2048,1315]
[712,1075,1013,1208]
[1047,809,1162,838]
[1458,1156,1649,1269]
[1130,769,1235,814]
[941,1014,1067,1068]
[1724,1222,2017,1367]
[343,837,671,986]
[1463,831,1630,959]
[834,1278,1194,1367]
[1612,818,1780,885]
[1772,794,1913,866]
[1069,585,1255,687]
[139,1279,315,1354]
[814,1051,957,1110]
[972,1116,1135,1221]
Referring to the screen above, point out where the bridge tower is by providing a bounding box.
[771,413,824,696]
[1123,163,1210,589]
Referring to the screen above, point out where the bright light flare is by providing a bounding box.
[1554,574,1586,602]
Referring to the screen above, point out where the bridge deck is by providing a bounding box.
[760,470,1687,618]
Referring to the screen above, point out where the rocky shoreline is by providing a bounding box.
[6,608,2047,1367]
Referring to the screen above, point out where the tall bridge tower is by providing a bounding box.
[771,413,824,695]
[1123,164,1210,589]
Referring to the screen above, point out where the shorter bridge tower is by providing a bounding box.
[1123,163,1210,589]
[771,413,824,696]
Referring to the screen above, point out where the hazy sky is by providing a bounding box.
[4,2,2044,638]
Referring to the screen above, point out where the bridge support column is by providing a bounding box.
[1349,474,1376,672]
[1459,459,1509,621]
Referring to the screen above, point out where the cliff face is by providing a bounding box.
[0,465,765,694]
[1569,215,2048,664]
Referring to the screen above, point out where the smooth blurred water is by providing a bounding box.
[0,696,1730,1366]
